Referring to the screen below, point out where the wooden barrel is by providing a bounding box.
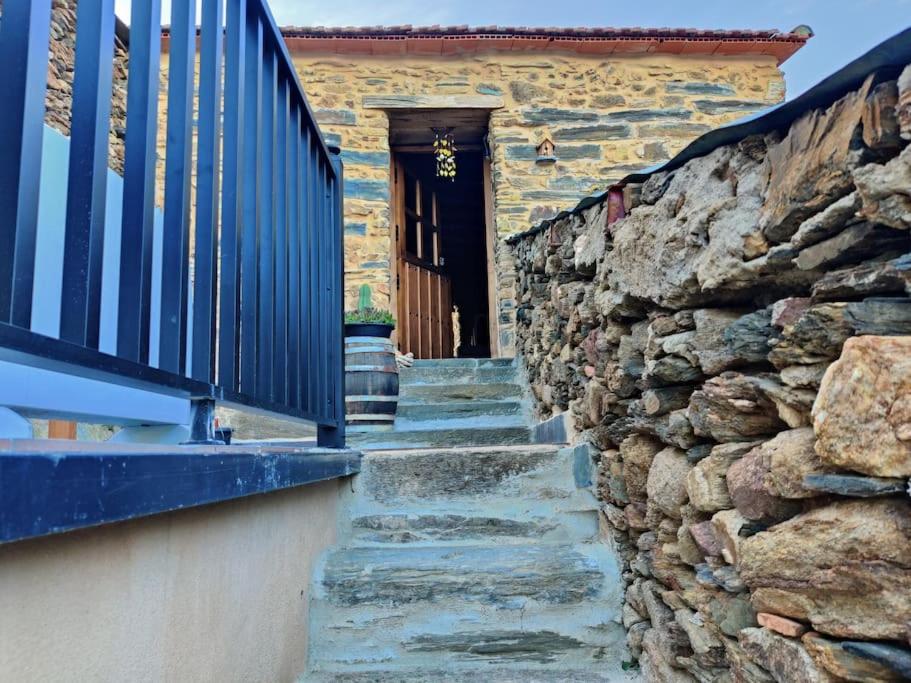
[344,336,399,430]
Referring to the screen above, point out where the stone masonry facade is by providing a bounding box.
[288,45,788,352]
[510,66,911,681]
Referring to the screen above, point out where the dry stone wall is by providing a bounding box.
[511,66,911,682]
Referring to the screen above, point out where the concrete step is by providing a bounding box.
[351,445,587,506]
[346,425,533,450]
[399,365,519,386]
[308,543,625,675]
[396,399,524,422]
[398,382,524,403]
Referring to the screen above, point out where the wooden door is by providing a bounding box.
[393,155,454,359]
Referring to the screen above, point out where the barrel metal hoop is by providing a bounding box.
[344,394,399,403]
[344,336,395,343]
[344,364,399,373]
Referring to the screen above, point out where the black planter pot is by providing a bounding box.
[344,322,394,338]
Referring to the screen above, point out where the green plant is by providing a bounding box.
[345,285,395,325]
[344,308,395,324]
[357,283,372,311]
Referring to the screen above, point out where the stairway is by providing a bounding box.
[305,359,633,682]
[345,359,533,450]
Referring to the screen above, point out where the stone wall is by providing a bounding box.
[289,50,785,350]
[44,0,130,174]
[510,66,911,681]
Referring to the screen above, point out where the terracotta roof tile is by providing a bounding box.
[276,25,810,64]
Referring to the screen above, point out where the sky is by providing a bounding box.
[116,0,911,100]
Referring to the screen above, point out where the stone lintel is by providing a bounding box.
[363,94,505,110]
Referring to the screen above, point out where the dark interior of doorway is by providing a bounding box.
[398,151,490,358]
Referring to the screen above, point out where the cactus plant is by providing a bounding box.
[345,285,394,325]
[357,284,372,313]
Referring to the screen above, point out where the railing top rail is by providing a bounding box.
[242,0,335,171]
[158,0,337,170]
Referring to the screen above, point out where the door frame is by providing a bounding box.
[482,157,499,357]
[388,145,499,359]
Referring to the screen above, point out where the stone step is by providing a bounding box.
[350,445,587,507]
[314,543,618,609]
[346,504,599,546]
[398,382,524,403]
[308,543,626,675]
[409,358,516,369]
[396,399,525,422]
[392,413,528,431]
[345,425,533,450]
[306,667,638,682]
[399,365,519,386]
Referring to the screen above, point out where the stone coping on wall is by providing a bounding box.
[0,440,361,544]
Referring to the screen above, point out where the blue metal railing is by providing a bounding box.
[0,0,345,446]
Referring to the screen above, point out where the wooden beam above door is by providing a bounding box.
[385,107,492,146]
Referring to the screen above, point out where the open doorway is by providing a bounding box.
[389,109,493,359]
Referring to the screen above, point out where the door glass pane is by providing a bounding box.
[404,173,417,213]
[421,184,433,221]
[421,220,436,264]
[432,192,440,262]
[405,215,419,256]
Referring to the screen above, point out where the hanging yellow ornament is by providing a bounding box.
[433,128,456,180]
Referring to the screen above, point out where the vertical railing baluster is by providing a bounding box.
[256,47,276,401]
[311,158,322,416]
[287,104,301,409]
[191,0,224,382]
[0,0,52,328]
[117,0,162,363]
[60,0,115,348]
[158,0,195,374]
[318,148,345,447]
[300,128,313,414]
[323,161,333,421]
[309,137,322,415]
[218,0,247,391]
[318,160,329,418]
[239,9,262,396]
[273,78,289,405]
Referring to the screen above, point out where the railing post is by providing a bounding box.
[317,146,345,449]
[183,399,223,445]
